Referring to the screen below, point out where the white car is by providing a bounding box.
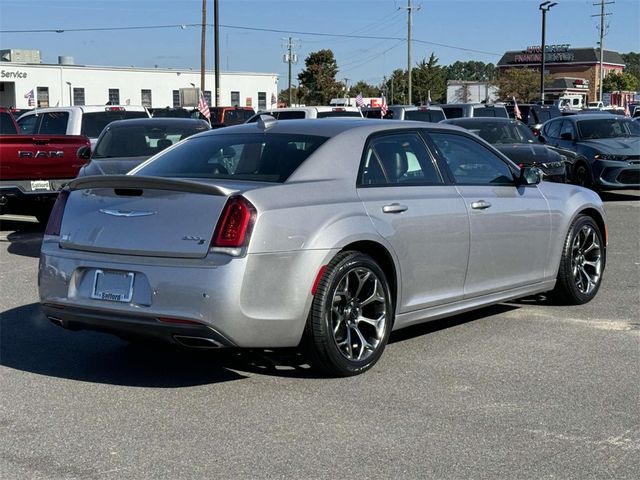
[246,106,362,122]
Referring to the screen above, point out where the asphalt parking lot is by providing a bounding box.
[1,190,639,479]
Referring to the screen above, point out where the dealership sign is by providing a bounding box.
[514,44,575,63]
[0,69,28,79]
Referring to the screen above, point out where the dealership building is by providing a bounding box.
[0,49,278,110]
[497,45,626,103]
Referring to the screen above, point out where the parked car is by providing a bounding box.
[77,118,210,177]
[441,117,568,182]
[16,105,150,147]
[246,106,362,122]
[362,105,446,122]
[440,103,508,119]
[40,118,607,376]
[209,106,255,126]
[506,104,561,135]
[539,114,640,190]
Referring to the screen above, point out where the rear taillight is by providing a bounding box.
[44,190,70,236]
[211,196,256,249]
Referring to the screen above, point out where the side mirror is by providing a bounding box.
[77,145,91,161]
[517,166,542,186]
[560,132,573,141]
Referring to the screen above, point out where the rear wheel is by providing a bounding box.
[573,162,593,190]
[304,251,393,377]
[551,215,604,305]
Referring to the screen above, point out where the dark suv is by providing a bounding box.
[506,104,561,135]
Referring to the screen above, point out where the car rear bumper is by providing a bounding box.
[38,242,337,348]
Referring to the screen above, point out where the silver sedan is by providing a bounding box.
[39,117,607,376]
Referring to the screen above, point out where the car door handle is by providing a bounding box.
[471,200,492,210]
[382,203,408,214]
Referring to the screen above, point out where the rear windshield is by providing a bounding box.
[472,107,508,118]
[135,133,329,183]
[404,110,445,122]
[442,107,464,119]
[81,111,149,138]
[93,122,210,159]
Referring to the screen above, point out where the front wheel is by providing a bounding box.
[304,251,393,377]
[551,215,605,305]
[573,163,594,190]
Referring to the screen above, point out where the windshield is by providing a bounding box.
[468,121,537,145]
[134,133,329,183]
[577,118,640,139]
[93,122,210,159]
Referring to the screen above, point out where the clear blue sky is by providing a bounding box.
[1,0,638,87]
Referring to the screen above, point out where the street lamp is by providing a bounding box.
[539,1,558,103]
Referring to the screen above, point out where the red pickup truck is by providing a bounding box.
[0,107,91,223]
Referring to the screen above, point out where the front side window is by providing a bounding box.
[360,132,443,186]
[559,120,576,139]
[17,114,39,134]
[135,133,328,183]
[429,132,515,185]
[543,119,562,139]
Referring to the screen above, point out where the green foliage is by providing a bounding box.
[412,53,446,104]
[297,49,342,105]
[621,52,640,85]
[602,70,639,92]
[445,61,496,82]
[494,68,542,102]
[348,81,380,98]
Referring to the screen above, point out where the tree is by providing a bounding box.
[412,53,447,104]
[621,52,640,85]
[383,69,409,105]
[494,68,542,102]
[297,49,342,105]
[445,61,496,82]
[347,80,380,97]
[602,71,639,92]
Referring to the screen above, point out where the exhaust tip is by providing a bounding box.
[173,335,223,349]
[48,317,64,327]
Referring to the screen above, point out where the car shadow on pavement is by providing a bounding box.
[0,218,44,258]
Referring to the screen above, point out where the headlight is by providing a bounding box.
[594,154,627,161]
[541,161,563,169]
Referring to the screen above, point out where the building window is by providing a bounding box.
[172,90,180,108]
[73,88,85,106]
[108,88,120,105]
[141,89,152,107]
[36,87,49,108]
[231,91,240,107]
[204,90,212,107]
[258,92,267,110]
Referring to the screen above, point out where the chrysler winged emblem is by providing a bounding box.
[99,209,156,217]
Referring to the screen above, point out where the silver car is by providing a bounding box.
[39,117,607,376]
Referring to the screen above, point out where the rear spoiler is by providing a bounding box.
[67,175,234,196]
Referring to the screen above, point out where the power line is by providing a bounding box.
[0,22,502,56]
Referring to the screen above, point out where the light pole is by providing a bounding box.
[539,1,557,103]
[66,81,72,106]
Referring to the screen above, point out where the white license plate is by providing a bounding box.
[31,180,51,191]
[91,269,134,303]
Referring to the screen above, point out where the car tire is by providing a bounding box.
[34,206,52,225]
[573,162,594,190]
[304,251,393,377]
[551,215,605,305]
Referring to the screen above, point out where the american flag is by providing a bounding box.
[24,89,35,107]
[198,92,211,121]
[380,95,388,118]
[355,93,365,108]
[513,96,522,120]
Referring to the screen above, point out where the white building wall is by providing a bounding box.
[0,62,278,109]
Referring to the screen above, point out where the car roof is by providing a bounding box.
[258,106,361,113]
[102,118,210,128]
[196,117,465,138]
[441,117,519,126]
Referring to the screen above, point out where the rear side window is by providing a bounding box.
[404,110,445,122]
[81,110,149,138]
[39,112,70,134]
[135,133,328,183]
[17,114,39,134]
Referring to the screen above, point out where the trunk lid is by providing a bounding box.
[59,176,236,258]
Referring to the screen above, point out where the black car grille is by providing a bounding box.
[617,170,640,184]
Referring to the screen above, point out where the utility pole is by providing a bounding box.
[593,0,613,102]
[282,37,299,106]
[214,0,220,107]
[539,2,557,103]
[200,0,206,96]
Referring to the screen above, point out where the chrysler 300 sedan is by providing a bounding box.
[39,118,607,376]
